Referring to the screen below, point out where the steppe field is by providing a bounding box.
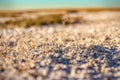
[0,9,120,80]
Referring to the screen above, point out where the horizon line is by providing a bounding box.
[0,7,120,12]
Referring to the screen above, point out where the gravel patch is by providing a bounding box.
[0,11,120,80]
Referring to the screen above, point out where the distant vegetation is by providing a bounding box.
[0,14,64,29]
[2,14,63,28]
[0,12,84,29]
[1,8,119,29]
[0,12,22,17]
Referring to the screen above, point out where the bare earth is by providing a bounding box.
[0,11,120,80]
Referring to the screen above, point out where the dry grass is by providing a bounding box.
[0,14,85,29]
[0,14,63,28]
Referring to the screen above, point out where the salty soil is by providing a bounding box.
[0,11,120,80]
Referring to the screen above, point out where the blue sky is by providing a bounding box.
[0,0,120,10]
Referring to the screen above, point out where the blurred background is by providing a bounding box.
[0,0,120,29]
[0,0,120,10]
